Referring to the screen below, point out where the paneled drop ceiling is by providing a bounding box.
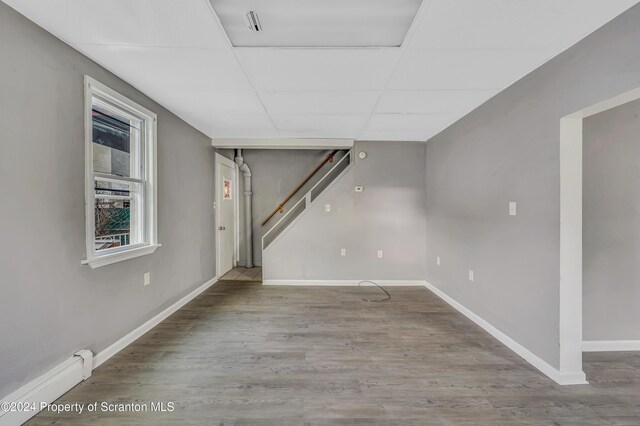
[3,0,639,141]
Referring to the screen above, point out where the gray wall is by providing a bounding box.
[238,149,343,266]
[583,98,640,341]
[424,3,640,369]
[0,3,216,398]
[216,148,235,161]
[264,141,427,281]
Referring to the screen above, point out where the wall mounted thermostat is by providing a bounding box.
[358,151,367,159]
[355,186,364,192]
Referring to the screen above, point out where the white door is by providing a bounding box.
[216,155,236,276]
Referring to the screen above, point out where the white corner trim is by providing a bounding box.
[93,275,219,368]
[0,351,94,426]
[424,281,587,386]
[262,279,427,286]
[583,340,640,352]
[559,115,584,377]
[554,371,590,385]
[82,244,161,269]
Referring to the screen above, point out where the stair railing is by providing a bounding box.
[261,150,338,226]
[262,149,353,250]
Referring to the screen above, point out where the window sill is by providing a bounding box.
[82,244,161,269]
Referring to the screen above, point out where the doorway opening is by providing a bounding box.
[559,87,640,383]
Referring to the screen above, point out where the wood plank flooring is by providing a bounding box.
[221,266,262,281]
[27,281,640,425]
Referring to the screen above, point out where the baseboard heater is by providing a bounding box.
[0,350,93,426]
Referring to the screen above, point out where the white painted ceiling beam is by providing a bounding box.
[212,138,354,150]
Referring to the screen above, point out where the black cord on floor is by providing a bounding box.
[358,280,391,302]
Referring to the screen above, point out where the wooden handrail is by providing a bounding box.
[261,150,338,226]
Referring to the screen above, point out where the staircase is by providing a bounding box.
[261,149,354,251]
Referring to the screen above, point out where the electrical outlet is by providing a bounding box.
[509,201,517,216]
[341,248,347,256]
[144,272,151,286]
[377,250,383,259]
[437,256,441,266]
[325,203,331,212]
[468,270,474,282]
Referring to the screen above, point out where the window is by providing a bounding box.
[83,76,159,268]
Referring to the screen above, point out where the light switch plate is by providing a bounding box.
[325,203,331,212]
[437,256,441,266]
[377,250,383,259]
[341,248,347,256]
[509,202,517,216]
[144,272,151,286]
[468,270,474,282]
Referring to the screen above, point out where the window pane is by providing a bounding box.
[95,179,130,196]
[91,101,142,179]
[94,180,144,251]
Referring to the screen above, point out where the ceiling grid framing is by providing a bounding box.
[2,0,638,143]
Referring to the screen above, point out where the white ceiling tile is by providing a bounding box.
[3,0,229,48]
[235,49,401,91]
[271,114,368,133]
[388,49,556,90]
[376,90,498,114]
[410,0,639,49]
[358,130,434,141]
[211,128,282,138]
[75,45,265,136]
[261,91,380,115]
[76,45,253,94]
[158,90,266,116]
[177,112,278,138]
[366,113,458,131]
[209,0,422,47]
[277,130,361,139]
[198,113,275,131]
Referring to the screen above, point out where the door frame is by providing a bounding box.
[215,153,239,276]
[559,86,640,383]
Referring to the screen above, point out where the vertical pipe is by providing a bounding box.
[235,149,253,268]
[243,163,253,268]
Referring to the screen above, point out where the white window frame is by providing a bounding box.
[82,76,159,268]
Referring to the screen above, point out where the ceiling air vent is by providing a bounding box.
[245,11,262,32]
[210,0,423,47]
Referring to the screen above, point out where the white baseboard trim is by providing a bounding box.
[94,275,219,368]
[0,350,93,426]
[263,279,427,286]
[424,281,587,386]
[0,276,220,426]
[583,340,640,352]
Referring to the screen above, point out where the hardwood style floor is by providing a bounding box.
[221,266,262,281]
[28,281,640,425]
